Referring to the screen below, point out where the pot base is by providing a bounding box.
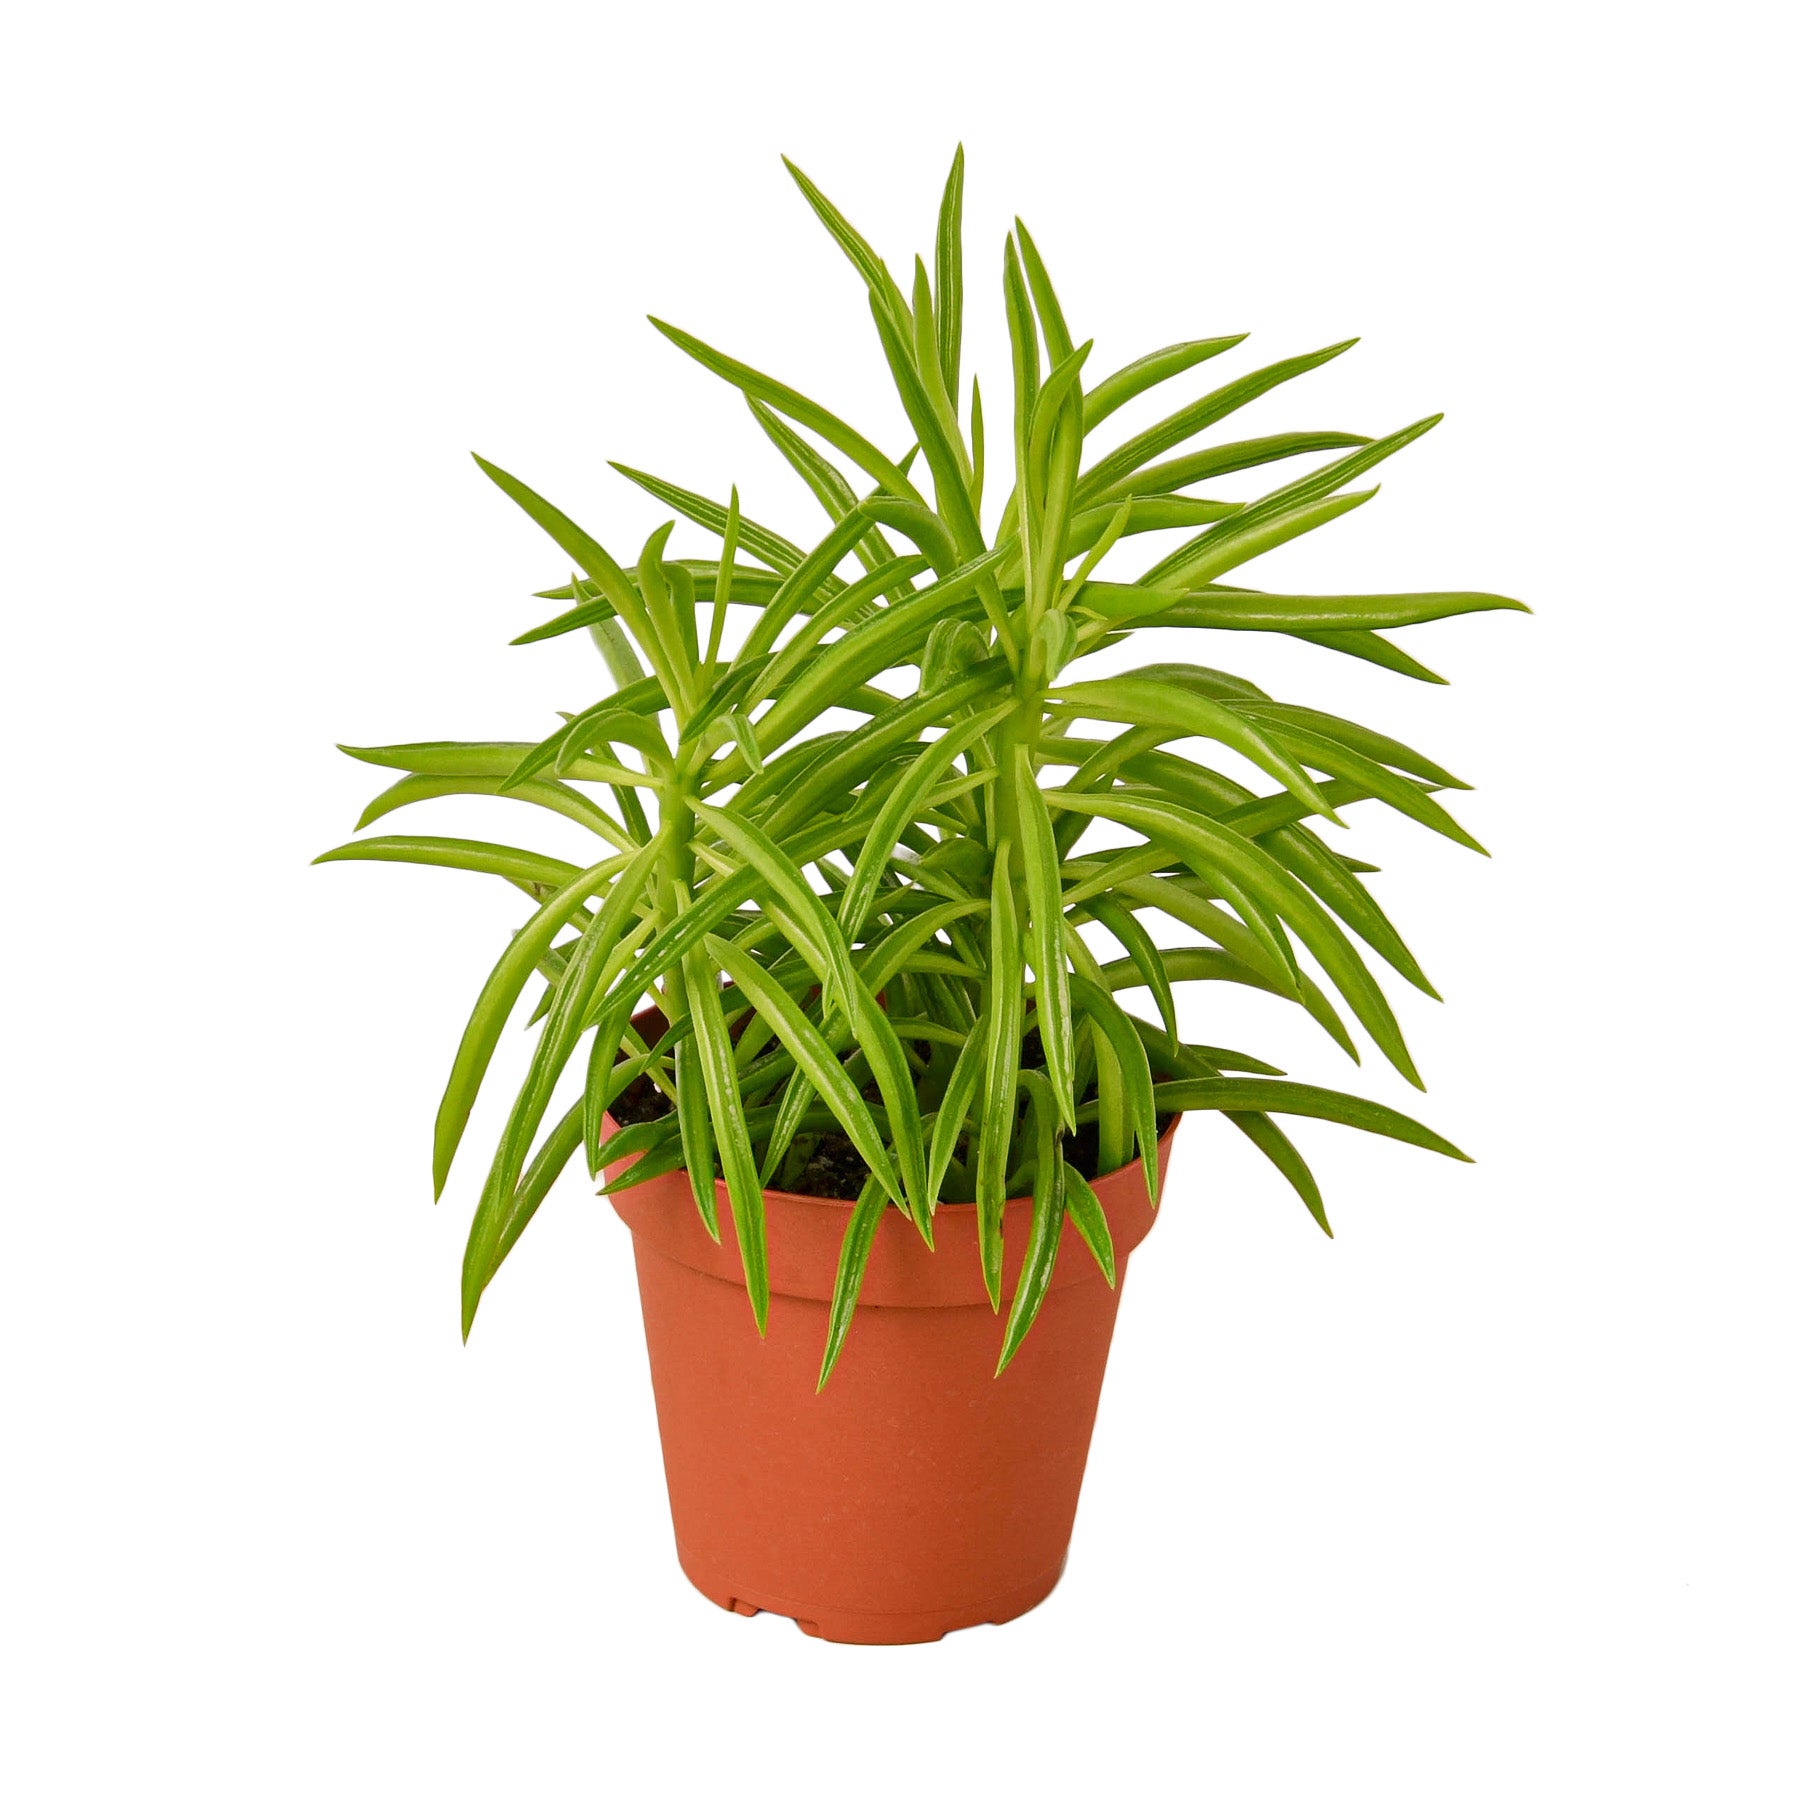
[679,1548,1065,1645]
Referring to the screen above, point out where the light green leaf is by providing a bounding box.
[817,1176,889,1390]
[648,317,923,506]
[685,953,770,1327]
[997,1073,1068,1374]
[1014,744,1076,1131]
[934,145,965,402]
[1063,1164,1116,1286]
[976,841,1023,1308]
[1146,1078,1470,1160]
[704,934,906,1208]
[432,855,626,1198]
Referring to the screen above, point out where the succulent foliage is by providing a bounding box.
[320,151,1523,1380]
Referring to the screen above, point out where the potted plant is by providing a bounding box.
[319,150,1524,1643]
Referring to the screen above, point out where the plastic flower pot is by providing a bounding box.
[605,1099,1177,1645]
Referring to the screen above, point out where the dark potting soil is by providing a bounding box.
[609,1069,674,1128]
[792,1135,869,1200]
[607,1033,1168,1201]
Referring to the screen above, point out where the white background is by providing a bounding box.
[5,3,1795,1794]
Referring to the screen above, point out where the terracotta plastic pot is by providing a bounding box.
[605,1079,1178,1645]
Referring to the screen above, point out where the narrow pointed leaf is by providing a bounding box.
[648,316,923,504]
[1146,1078,1470,1159]
[1063,1164,1117,1286]
[685,953,769,1326]
[432,856,624,1197]
[1014,745,1076,1130]
[704,934,906,1207]
[976,842,1023,1307]
[998,1076,1067,1374]
[1076,340,1360,505]
[817,1176,888,1390]
[934,145,965,402]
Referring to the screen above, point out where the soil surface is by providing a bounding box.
[608,1070,673,1127]
[791,1135,869,1200]
[607,1032,1169,1200]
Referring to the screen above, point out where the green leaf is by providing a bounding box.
[339,739,565,778]
[1062,1164,1117,1286]
[1083,336,1249,431]
[685,954,770,1327]
[1050,675,1341,822]
[673,1011,719,1237]
[1095,430,1373,503]
[867,292,983,557]
[744,399,899,576]
[934,145,965,403]
[750,549,1010,752]
[927,1011,987,1210]
[1121,588,1530,632]
[500,701,666,794]
[1287,629,1447,684]
[859,495,960,575]
[1013,219,1074,364]
[1139,487,1378,590]
[781,156,912,331]
[1076,339,1359,505]
[472,454,694,716]
[1083,893,1178,1042]
[817,1175,889,1390]
[738,507,872,663]
[758,1056,818,1189]
[649,316,923,505]
[706,488,742,668]
[313,835,579,892]
[1069,977,1160,1204]
[998,1074,1068,1374]
[511,568,785,646]
[432,855,625,1199]
[1266,826,1438,998]
[1054,791,1420,1085]
[1113,879,1360,1061]
[1014,745,1076,1131]
[725,709,764,775]
[1064,494,1242,558]
[1145,1078,1471,1160]
[749,551,930,712]
[608,462,807,574]
[355,773,632,848]
[704,934,906,1207]
[976,841,1023,1309]
[476,835,665,1245]
[1205,414,1443,550]
[597,1133,688,1195]
[839,709,1006,943]
[1259,717,1486,854]
[459,1101,585,1335]
[690,801,856,1010]
[584,1024,656,1179]
[1226,1110,1331,1236]
[1237,702,1469,789]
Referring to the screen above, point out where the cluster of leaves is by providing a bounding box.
[319,151,1523,1383]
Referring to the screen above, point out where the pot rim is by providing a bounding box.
[612,1001,1175,1211]
[606,1007,1178,1307]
